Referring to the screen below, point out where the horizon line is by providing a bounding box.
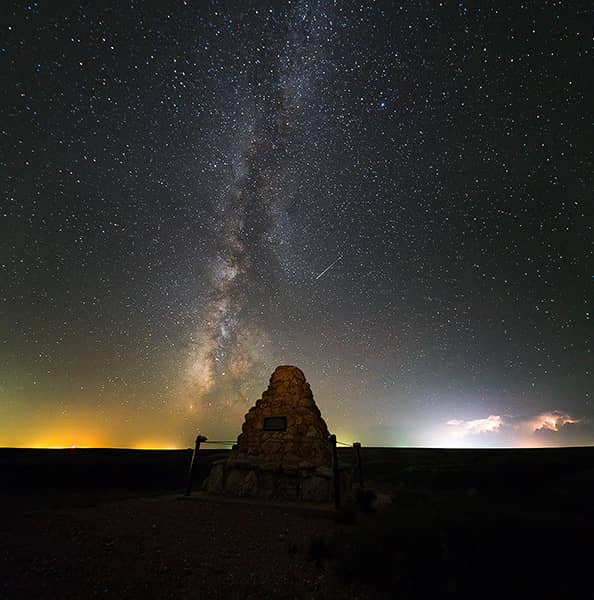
[1,444,593,451]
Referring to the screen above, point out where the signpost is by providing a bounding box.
[353,442,364,488]
[330,434,340,509]
[185,434,207,496]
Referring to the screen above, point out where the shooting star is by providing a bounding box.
[315,255,343,280]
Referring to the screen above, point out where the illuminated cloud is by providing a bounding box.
[447,415,503,436]
[445,411,583,443]
[523,411,582,433]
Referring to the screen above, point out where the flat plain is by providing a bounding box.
[1,446,592,598]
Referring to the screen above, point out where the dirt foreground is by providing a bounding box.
[0,494,369,600]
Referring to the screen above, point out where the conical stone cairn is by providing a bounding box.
[203,365,338,503]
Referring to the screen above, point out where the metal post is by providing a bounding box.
[353,442,364,489]
[185,434,207,496]
[330,434,340,509]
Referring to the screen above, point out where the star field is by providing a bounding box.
[1,1,592,448]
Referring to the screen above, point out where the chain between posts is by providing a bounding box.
[198,439,355,446]
[185,433,365,503]
[200,440,237,445]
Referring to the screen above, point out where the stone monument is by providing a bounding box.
[203,365,349,503]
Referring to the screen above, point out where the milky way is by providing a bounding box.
[186,3,333,414]
[1,2,592,447]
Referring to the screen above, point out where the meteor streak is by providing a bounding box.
[315,255,343,280]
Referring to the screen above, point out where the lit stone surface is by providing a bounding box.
[234,365,332,467]
[203,365,343,502]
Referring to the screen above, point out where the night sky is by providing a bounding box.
[2,1,592,449]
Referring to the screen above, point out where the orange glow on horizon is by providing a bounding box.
[14,442,182,450]
[130,440,180,450]
[25,432,107,450]
[6,429,182,450]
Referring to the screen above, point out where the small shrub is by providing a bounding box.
[334,504,358,524]
[307,533,338,565]
[391,487,431,508]
[355,488,377,513]
[333,510,445,595]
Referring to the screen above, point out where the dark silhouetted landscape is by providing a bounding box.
[2,446,592,598]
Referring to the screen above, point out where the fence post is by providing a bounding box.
[330,434,340,509]
[185,434,207,496]
[353,442,364,489]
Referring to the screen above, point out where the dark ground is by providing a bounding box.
[1,446,593,598]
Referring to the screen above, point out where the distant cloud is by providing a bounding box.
[524,411,582,433]
[447,415,503,435]
[446,410,583,440]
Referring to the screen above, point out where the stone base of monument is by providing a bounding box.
[203,458,353,504]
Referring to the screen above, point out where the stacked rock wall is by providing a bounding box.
[235,365,332,466]
[203,365,349,503]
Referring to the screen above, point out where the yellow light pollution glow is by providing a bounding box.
[0,398,191,450]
